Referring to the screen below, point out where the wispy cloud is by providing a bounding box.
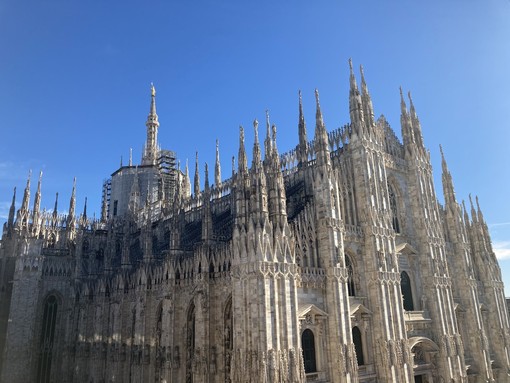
[493,241,510,260]
[490,222,510,228]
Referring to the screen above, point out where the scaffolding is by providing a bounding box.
[157,150,178,200]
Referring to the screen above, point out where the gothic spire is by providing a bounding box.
[408,91,425,149]
[184,159,191,197]
[215,140,221,187]
[264,110,272,161]
[475,195,486,225]
[238,126,248,176]
[7,187,16,229]
[204,162,210,191]
[469,194,477,224]
[400,87,415,150]
[314,89,330,168]
[32,171,42,220]
[440,145,457,208]
[194,151,200,196]
[297,90,308,166]
[348,59,365,135]
[53,192,59,220]
[142,83,160,165]
[252,119,262,169]
[360,64,375,130]
[250,119,268,222]
[83,197,87,219]
[67,177,76,226]
[20,170,31,214]
[271,124,279,158]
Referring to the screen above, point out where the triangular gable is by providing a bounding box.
[298,304,328,319]
[350,303,372,317]
[454,302,466,313]
[395,242,417,255]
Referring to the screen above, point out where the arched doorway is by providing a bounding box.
[37,295,59,383]
[401,271,414,311]
[352,326,364,365]
[302,329,317,373]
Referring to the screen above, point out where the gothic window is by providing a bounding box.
[155,303,163,372]
[82,239,89,252]
[224,297,233,382]
[186,303,196,383]
[345,255,356,296]
[37,295,59,383]
[152,235,158,255]
[352,326,365,366]
[48,234,56,249]
[400,271,414,311]
[302,329,317,373]
[388,183,400,233]
[115,240,122,258]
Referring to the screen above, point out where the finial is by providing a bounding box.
[238,125,248,174]
[240,125,245,143]
[151,83,156,97]
[53,192,59,217]
[349,58,353,73]
[204,162,209,190]
[83,197,88,218]
[20,169,32,212]
[315,88,324,126]
[272,124,279,156]
[264,110,272,158]
[400,87,407,112]
[215,140,222,187]
[33,170,43,215]
[253,119,259,143]
[194,151,200,196]
[408,91,417,117]
[129,148,133,166]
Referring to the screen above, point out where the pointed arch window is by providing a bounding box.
[224,298,233,381]
[302,329,317,373]
[388,183,400,233]
[37,295,59,383]
[352,326,365,366]
[400,271,414,311]
[345,254,356,296]
[186,303,196,383]
[48,234,56,249]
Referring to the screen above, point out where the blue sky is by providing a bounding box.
[1,1,510,292]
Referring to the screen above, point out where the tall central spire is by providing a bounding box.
[142,83,160,165]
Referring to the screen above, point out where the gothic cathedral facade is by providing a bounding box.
[0,62,509,383]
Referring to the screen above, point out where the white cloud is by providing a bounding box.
[493,241,510,260]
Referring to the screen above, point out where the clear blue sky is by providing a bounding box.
[1,1,510,292]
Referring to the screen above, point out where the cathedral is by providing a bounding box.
[0,61,509,383]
